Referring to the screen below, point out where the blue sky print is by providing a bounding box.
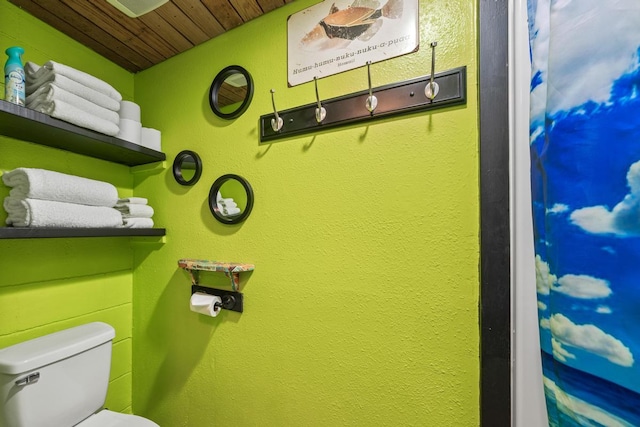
[528,0,640,425]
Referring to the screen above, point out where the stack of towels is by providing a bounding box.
[216,191,241,218]
[2,168,154,229]
[24,61,122,136]
[115,197,154,229]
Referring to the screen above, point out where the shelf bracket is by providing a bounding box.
[186,269,200,286]
[224,271,241,290]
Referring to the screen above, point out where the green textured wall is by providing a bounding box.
[132,0,479,425]
[0,0,135,413]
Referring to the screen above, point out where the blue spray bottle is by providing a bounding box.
[4,46,25,106]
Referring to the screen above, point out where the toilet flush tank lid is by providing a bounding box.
[0,322,115,375]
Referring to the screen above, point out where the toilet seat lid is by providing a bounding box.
[76,410,159,427]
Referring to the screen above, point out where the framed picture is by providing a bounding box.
[287,0,419,86]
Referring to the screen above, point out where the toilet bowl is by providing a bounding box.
[0,322,159,427]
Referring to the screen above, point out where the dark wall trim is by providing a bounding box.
[479,0,511,426]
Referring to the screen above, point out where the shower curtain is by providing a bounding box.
[528,1,640,425]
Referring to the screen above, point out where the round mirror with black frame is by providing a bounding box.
[209,66,254,120]
[208,174,254,224]
[173,150,203,186]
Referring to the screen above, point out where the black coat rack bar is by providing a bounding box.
[259,66,466,143]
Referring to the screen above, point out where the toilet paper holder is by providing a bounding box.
[192,285,243,313]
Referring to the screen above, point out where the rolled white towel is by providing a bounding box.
[116,203,154,218]
[117,117,142,144]
[140,127,161,151]
[26,83,119,125]
[2,168,119,207]
[218,200,238,209]
[119,100,141,121]
[117,197,148,205]
[122,217,154,229]
[25,61,122,102]
[216,191,236,204]
[31,99,120,136]
[217,204,241,217]
[4,197,122,228]
[26,73,120,111]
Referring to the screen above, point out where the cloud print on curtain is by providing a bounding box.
[528,0,640,425]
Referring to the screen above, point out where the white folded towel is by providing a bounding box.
[25,72,120,111]
[4,197,122,228]
[2,168,119,207]
[25,61,122,102]
[216,191,237,204]
[26,83,119,125]
[217,204,241,217]
[116,203,154,218]
[31,99,120,136]
[218,200,238,209]
[122,217,154,228]
[117,197,148,205]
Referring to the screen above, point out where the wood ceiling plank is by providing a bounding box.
[255,0,285,14]
[155,2,210,45]
[8,0,140,72]
[32,0,154,70]
[91,1,178,61]
[201,0,244,30]
[172,0,225,39]
[60,0,166,65]
[137,8,194,53]
[10,0,281,72]
[229,0,263,22]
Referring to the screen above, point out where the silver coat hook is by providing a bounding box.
[270,89,283,132]
[425,41,439,100]
[365,61,378,113]
[314,77,326,123]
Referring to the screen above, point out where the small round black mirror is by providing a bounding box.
[208,174,254,224]
[209,66,254,119]
[173,150,202,186]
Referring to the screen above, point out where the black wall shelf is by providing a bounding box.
[0,100,166,239]
[260,66,466,143]
[0,227,166,239]
[0,100,165,166]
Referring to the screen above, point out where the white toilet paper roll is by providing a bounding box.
[119,100,141,121]
[190,292,222,317]
[117,118,142,144]
[141,127,162,151]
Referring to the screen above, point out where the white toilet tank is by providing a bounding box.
[0,322,116,427]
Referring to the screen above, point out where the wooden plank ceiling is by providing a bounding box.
[9,0,294,73]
